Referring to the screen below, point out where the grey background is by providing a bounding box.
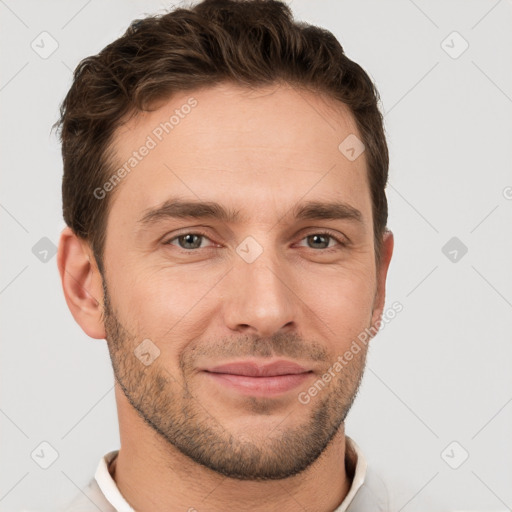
[1,0,511,510]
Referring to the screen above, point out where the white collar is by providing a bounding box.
[95,450,135,512]
[335,436,367,511]
[94,436,367,511]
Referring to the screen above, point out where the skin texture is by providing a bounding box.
[58,82,394,512]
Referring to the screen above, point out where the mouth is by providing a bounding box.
[201,359,314,397]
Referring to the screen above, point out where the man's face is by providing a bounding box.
[100,82,389,480]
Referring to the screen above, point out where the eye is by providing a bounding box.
[164,232,214,250]
[297,232,346,250]
[162,230,347,252]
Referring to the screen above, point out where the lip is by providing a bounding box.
[202,360,313,397]
[204,360,310,377]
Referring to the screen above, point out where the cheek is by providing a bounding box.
[300,266,376,345]
[106,238,376,357]
[111,265,223,346]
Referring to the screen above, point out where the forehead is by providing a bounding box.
[107,82,371,228]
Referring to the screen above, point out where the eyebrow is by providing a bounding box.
[137,198,364,227]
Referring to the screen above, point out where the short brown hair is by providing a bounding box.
[55,0,388,275]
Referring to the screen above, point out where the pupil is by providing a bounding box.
[181,234,201,249]
[310,234,328,249]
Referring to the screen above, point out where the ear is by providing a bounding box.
[57,226,106,339]
[370,229,394,332]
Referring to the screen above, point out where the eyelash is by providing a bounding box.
[163,230,348,252]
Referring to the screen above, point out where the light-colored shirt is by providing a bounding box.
[62,436,390,511]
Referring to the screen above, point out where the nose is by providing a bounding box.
[222,246,298,338]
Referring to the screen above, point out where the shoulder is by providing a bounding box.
[341,436,390,512]
[346,465,390,512]
[59,477,118,512]
[58,450,121,512]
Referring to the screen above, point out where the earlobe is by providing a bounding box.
[370,229,394,333]
[57,226,106,340]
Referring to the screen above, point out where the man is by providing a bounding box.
[56,0,394,510]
